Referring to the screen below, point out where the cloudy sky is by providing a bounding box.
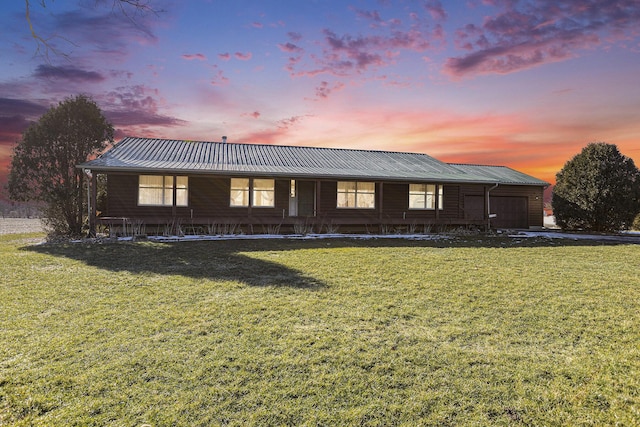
[1,0,640,190]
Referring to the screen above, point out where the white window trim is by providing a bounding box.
[230,178,250,207]
[252,178,275,208]
[336,181,376,209]
[230,178,276,208]
[408,183,443,210]
[138,175,188,207]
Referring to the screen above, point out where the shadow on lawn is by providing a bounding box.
[23,233,634,287]
[24,240,328,289]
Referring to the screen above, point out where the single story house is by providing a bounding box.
[78,136,549,234]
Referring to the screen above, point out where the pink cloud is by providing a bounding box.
[424,1,447,21]
[315,81,346,99]
[210,67,229,86]
[234,52,253,61]
[182,53,207,61]
[218,53,231,61]
[251,22,263,28]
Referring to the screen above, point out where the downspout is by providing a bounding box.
[487,182,499,230]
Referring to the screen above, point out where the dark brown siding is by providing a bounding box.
[106,174,289,223]
[106,173,137,217]
[189,176,228,217]
[317,181,379,222]
[460,184,544,228]
[441,185,461,219]
[103,173,544,229]
[380,183,463,223]
[491,185,544,228]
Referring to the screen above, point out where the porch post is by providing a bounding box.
[315,180,321,217]
[435,184,440,221]
[89,172,97,237]
[378,182,383,222]
[172,175,178,218]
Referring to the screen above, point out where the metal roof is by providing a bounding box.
[448,163,549,186]
[79,137,548,186]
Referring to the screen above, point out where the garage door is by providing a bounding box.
[490,196,528,229]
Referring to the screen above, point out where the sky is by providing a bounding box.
[1,0,640,195]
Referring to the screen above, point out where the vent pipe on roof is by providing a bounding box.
[222,136,227,143]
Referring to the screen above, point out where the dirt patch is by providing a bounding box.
[0,218,45,235]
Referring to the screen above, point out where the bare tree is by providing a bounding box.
[24,0,159,60]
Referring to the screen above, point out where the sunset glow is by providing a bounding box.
[1,0,640,193]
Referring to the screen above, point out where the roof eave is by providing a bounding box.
[77,165,554,186]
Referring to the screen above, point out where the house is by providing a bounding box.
[78,137,549,234]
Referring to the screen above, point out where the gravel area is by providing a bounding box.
[0,218,45,235]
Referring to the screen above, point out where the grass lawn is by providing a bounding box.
[0,233,638,426]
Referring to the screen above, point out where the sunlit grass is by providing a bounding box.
[1,234,638,425]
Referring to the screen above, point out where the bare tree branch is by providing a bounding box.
[24,0,160,62]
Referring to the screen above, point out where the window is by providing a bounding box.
[230,178,249,207]
[337,181,375,209]
[138,175,188,206]
[230,178,275,207]
[176,176,188,206]
[409,184,443,210]
[253,179,275,207]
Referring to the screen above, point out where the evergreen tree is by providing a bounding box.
[552,142,640,232]
[8,95,114,236]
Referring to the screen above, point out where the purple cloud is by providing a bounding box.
[218,53,231,61]
[0,99,49,151]
[101,85,185,128]
[38,8,158,60]
[319,27,430,73]
[277,42,303,53]
[353,8,383,24]
[0,98,48,117]
[287,32,303,42]
[283,6,439,80]
[34,65,105,82]
[445,0,640,77]
[0,115,33,141]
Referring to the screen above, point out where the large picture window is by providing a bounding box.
[230,178,275,207]
[409,184,443,210]
[138,175,188,206]
[337,181,375,209]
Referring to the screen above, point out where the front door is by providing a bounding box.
[290,180,315,217]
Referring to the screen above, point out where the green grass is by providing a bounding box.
[1,233,639,426]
